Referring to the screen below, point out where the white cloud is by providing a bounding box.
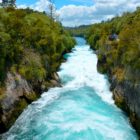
[18,4,28,9]
[17,0,140,27]
[17,0,50,12]
[30,0,50,12]
[57,0,140,26]
[70,0,93,5]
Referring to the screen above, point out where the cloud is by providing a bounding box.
[70,0,93,5]
[17,0,50,12]
[30,0,50,12]
[17,0,140,27]
[57,0,140,26]
[18,4,28,9]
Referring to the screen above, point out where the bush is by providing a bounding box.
[0,7,75,85]
[87,8,140,82]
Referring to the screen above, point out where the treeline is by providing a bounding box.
[0,7,75,87]
[87,7,140,83]
[66,25,92,37]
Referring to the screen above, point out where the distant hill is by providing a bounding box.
[65,25,92,37]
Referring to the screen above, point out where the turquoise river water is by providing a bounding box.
[1,37,138,140]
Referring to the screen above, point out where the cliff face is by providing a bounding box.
[0,72,61,133]
[110,77,140,134]
[97,59,140,135]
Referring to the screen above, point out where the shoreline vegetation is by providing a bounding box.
[0,7,75,133]
[86,7,140,136]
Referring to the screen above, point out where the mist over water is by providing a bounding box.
[1,37,138,140]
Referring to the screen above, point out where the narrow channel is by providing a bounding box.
[1,37,138,140]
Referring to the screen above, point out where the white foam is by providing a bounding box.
[58,44,114,104]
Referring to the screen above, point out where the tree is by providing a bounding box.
[48,0,56,20]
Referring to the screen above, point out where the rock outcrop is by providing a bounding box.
[110,77,140,135]
[0,72,37,133]
[0,71,61,133]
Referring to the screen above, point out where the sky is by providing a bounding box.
[16,0,140,27]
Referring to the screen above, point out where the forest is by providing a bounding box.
[0,7,76,133]
[66,25,92,38]
[86,7,140,83]
[0,7,75,92]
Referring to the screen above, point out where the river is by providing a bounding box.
[1,37,138,140]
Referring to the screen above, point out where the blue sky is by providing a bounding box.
[16,0,93,9]
[16,0,140,27]
[16,0,36,6]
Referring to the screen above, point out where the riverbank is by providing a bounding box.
[97,58,140,136]
[86,8,140,136]
[0,7,75,133]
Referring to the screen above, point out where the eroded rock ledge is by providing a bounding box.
[0,72,61,133]
[110,77,140,135]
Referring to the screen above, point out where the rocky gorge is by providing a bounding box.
[0,37,138,140]
[0,4,140,139]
